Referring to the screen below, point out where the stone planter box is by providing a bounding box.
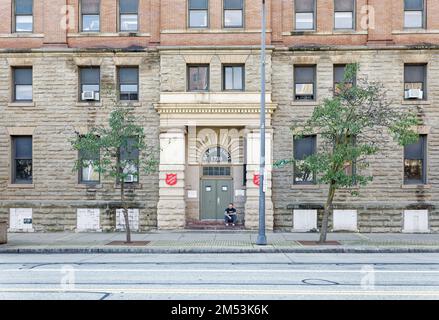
[0,221,7,244]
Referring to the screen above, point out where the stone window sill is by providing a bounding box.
[69,32,151,37]
[284,31,367,36]
[392,30,438,35]
[0,33,44,38]
[401,100,431,105]
[114,183,143,190]
[119,101,141,107]
[76,102,103,107]
[8,102,35,108]
[291,184,320,190]
[292,101,319,106]
[401,184,431,189]
[76,184,103,190]
[8,184,35,189]
[161,29,272,34]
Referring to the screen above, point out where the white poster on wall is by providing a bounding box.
[116,209,139,231]
[9,208,33,232]
[76,209,101,232]
[187,190,197,199]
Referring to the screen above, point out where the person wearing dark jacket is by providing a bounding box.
[224,203,237,226]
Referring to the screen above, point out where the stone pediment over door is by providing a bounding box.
[154,92,277,127]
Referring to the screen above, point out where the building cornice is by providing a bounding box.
[155,104,277,114]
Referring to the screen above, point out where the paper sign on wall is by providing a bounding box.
[9,208,33,231]
[188,190,198,198]
[116,209,139,231]
[77,209,100,231]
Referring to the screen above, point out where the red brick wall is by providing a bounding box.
[1,0,439,49]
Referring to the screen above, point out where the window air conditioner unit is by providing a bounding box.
[125,175,135,183]
[82,91,99,101]
[405,89,423,100]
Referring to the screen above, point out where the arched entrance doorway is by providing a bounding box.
[200,146,233,220]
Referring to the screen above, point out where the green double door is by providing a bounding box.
[200,179,233,220]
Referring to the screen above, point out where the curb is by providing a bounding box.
[1,246,439,254]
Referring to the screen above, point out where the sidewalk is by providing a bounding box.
[1,231,439,253]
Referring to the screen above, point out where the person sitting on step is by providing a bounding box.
[224,203,237,226]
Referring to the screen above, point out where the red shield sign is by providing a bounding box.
[253,173,260,186]
[165,173,177,186]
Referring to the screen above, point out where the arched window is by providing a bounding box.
[202,146,231,164]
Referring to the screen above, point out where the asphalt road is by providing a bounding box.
[0,253,438,300]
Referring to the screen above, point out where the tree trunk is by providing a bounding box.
[121,179,132,244]
[319,184,336,244]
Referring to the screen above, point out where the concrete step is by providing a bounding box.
[186,221,245,230]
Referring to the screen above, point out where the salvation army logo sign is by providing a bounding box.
[165,173,178,186]
[253,173,260,186]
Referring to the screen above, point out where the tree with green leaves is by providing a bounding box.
[276,63,420,243]
[71,91,157,243]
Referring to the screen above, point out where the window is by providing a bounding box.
[79,145,100,184]
[188,65,209,91]
[404,64,426,100]
[119,67,139,101]
[202,147,231,164]
[295,0,315,30]
[119,0,138,32]
[13,67,32,102]
[81,0,100,32]
[203,167,231,176]
[189,0,208,28]
[294,135,316,184]
[342,136,356,179]
[224,0,243,28]
[80,67,100,101]
[294,65,316,100]
[334,0,354,29]
[223,65,244,91]
[404,135,427,184]
[334,64,356,95]
[120,138,139,183]
[404,0,424,29]
[12,136,32,184]
[14,0,33,32]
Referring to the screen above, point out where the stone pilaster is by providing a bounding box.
[157,127,186,229]
[244,127,274,230]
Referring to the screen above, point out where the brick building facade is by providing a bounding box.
[0,0,438,233]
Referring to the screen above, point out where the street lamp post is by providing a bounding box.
[256,0,267,246]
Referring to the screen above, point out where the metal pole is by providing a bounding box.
[256,0,267,246]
